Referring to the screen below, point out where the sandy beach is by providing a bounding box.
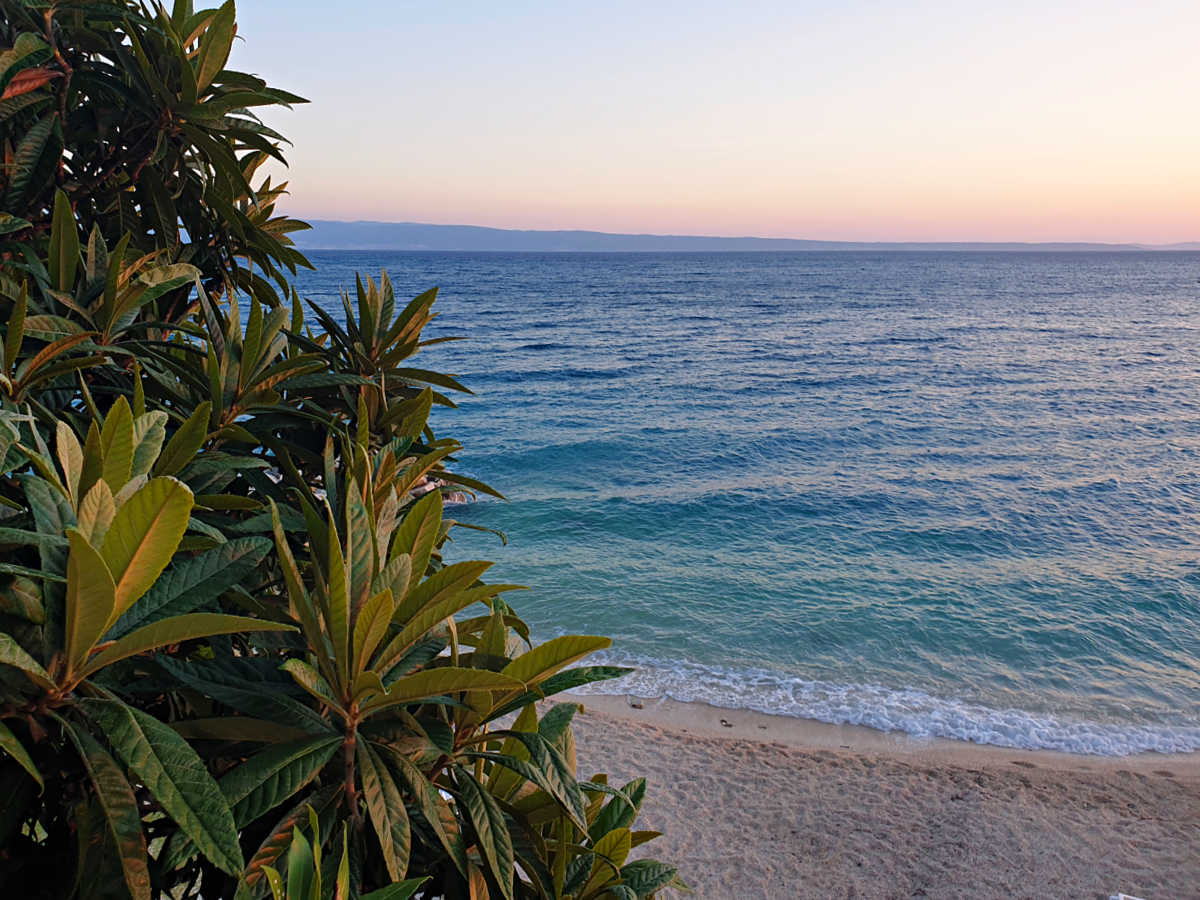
[571,696,1200,900]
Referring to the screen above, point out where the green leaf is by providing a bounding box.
[590,778,646,842]
[0,213,31,235]
[83,699,243,874]
[490,667,632,720]
[456,770,514,900]
[352,588,394,674]
[619,860,680,896]
[0,631,53,689]
[77,479,116,546]
[109,536,271,638]
[390,490,442,597]
[0,33,51,94]
[501,636,612,688]
[280,658,341,713]
[222,736,342,827]
[5,112,56,208]
[361,879,429,900]
[361,667,523,716]
[479,731,587,830]
[238,785,341,895]
[130,412,168,479]
[154,402,211,476]
[5,282,25,375]
[48,190,79,292]
[0,575,44,624]
[82,613,294,676]
[65,529,116,671]
[62,721,151,900]
[99,396,135,492]
[381,748,467,876]
[163,735,340,871]
[358,742,411,881]
[285,825,314,900]
[0,720,42,789]
[195,0,236,92]
[100,476,193,618]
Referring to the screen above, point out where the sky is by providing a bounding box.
[235,1,1200,243]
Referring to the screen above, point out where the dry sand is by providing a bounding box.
[570,695,1200,900]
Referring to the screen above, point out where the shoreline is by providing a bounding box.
[573,693,1200,775]
[569,697,1200,899]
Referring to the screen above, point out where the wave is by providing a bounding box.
[570,654,1200,757]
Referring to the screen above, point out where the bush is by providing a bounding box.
[0,2,682,898]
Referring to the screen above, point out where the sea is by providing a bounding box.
[295,251,1200,756]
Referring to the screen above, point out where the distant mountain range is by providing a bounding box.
[292,220,1200,253]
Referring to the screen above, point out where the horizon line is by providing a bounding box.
[291,218,1200,250]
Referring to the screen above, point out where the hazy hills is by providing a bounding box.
[292,220,1200,253]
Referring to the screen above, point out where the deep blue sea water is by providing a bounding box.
[295,251,1200,755]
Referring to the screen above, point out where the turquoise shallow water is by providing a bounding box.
[296,251,1200,754]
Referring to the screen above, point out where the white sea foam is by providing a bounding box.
[570,656,1200,757]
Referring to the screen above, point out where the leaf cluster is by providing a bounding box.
[0,3,683,898]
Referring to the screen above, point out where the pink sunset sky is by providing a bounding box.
[239,1,1200,243]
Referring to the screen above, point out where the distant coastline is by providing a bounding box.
[293,220,1200,253]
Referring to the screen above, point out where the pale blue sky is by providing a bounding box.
[235,1,1200,241]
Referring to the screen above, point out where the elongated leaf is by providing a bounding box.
[129,412,167,479]
[81,613,294,676]
[352,589,393,674]
[239,784,341,894]
[0,575,44,624]
[84,699,242,874]
[99,397,134,492]
[6,112,55,208]
[222,736,342,827]
[171,717,309,744]
[0,631,53,689]
[476,730,586,830]
[156,657,334,735]
[393,559,490,626]
[590,778,646,842]
[361,879,428,900]
[195,0,236,91]
[381,748,467,876]
[456,770,514,900]
[154,402,211,476]
[100,476,193,618]
[48,190,79,292]
[361,667,523,715]
[163,735,340,871]
[489,666,632,720]
[77,480,116,546]
[619,860,679,896]
[390,490,442,597]
[374,584,496,677]
[0,720,41,789]
[358,742,411,881]
[501,636,612,688]
[280,658,342,713]
[109,536,271,638]
[63,722,151,900]
[65,529,116,671]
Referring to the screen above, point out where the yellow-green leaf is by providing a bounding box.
[100,396,135,491]
[501,636,612,688]
[81,614,294,677]
[361,668,523,716]
[77,479,116,546]
[100,476,193,620]
[65,528,116,671]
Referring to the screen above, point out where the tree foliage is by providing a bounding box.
[0,2,682,898]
